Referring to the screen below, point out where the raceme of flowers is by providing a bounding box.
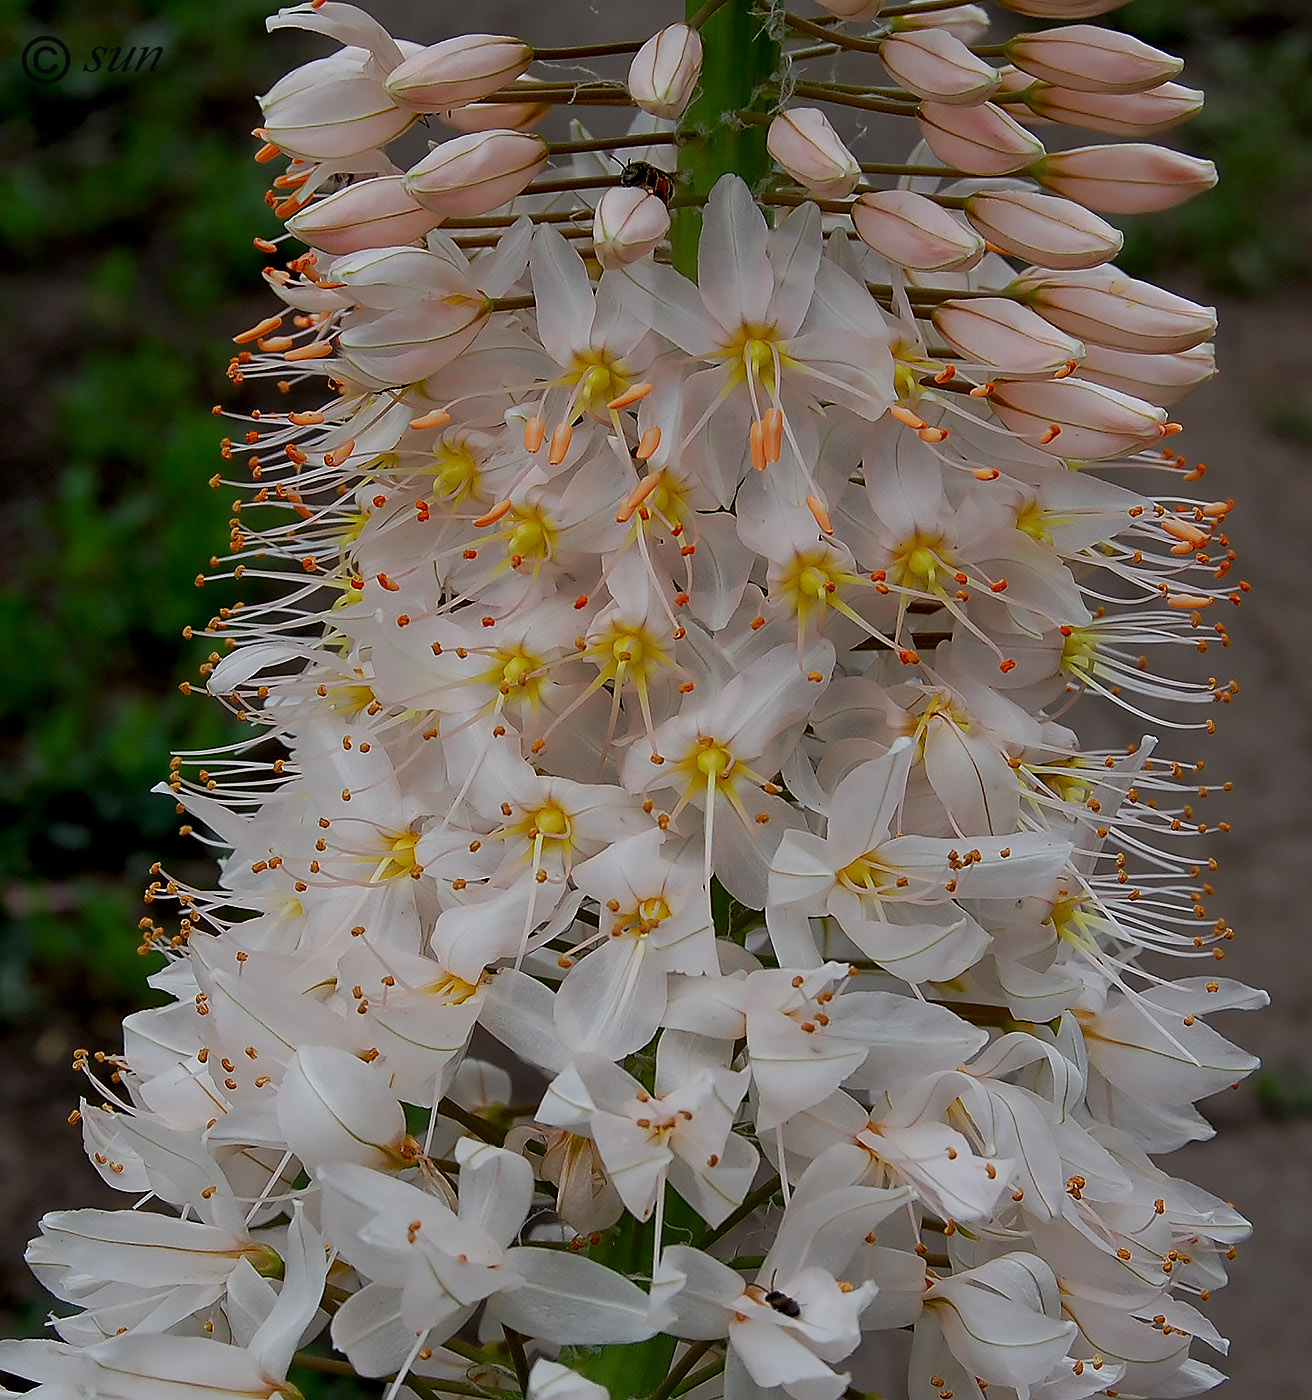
[1,3,1263,1400]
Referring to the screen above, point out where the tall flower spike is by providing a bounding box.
[11,5,1260,1400]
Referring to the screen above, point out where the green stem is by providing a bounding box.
[674,0,781,277]
[503,1328,531,1394]
[691,1173,782,1250]
[649,1340,719,1400]
[438,1098,505,1144]
[673,1361,729,1397]
[784,12,887,53]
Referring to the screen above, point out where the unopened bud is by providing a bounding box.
[594,186,670,268]
[627,23,703,120]
[260,56,413,162]
[995,0,1132,17]
[404,130,548,217]
[964,190,1122,270]
[892,5,989,43]
[437,77,551,133]
[932,298,1085,377]
[917,101,1046,176]
[851,190,984,271]
[1033,143,1217,214]
[1078,342,1215,406]
[880,30,1000,106]
[767,108,861,198]
[814,0,884,18]
[1026,82,1204,138]
[988,376,1167,459]
[287,175,442,255]
[1006,24,1183,94]
[1013,266,1216,354]
[386,34,533,112]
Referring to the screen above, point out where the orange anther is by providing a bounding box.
[257,336,294,353]
[616,472,663,524]
[254,142,281,164]
[749,419,767,471]
[636,426,662,461]
[890,404,926,430]
[284,341,333,361]
[806,494,834,536]
[607,381,654,410]
[474,499,514,528]
[233,315,284,345]
[1038,423,1062,445]
[1167,594,1214,610]
[288,410,324,426]
[549,422,574,466]
[973,468,999,481]
[409,409,452,430]
[377,573,401,592]
[763,407,784,463]
[524,416,547,453]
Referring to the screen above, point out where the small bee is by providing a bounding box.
[763,1274,803,1318]
[612,156,675,206]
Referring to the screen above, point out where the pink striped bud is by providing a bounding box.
[932,297,1085,377]
[880,30,1000,106]
[851,190,985,272]
[964,190,1122,270]
[437,77,551,133]
[917,101,1046,176]
[1026,82,1204,138]
[767,108,861,198]
[287,175,442,255]
[627,24,703,120]
[995,0,1131,17]
[384,34,533,112]
[593,187,670,269]
[1013,267,1216,354]
[404,130,548,217]
[1005,25,1183,94]
[892,6,989,43]
[988,377,1168,459]
[259,55,414,161]
[1078,342,1215,406]
[1033,143,1217,213]
[813,0,884,18]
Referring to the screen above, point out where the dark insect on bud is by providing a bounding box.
[613,158,675,206]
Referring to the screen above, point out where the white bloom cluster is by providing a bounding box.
[3,4,1264,1400]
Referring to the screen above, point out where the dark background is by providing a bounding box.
[2,0,1309,1392]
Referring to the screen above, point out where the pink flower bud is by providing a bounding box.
[813,0,884,18]
[627,24,703,120]
[988,377,1168,459]
[384,34,533,112]
[1013,267,1216,354]
[964,190,1122,270]
[404,130,548,217]
[917,101,1046,176]
[1005,25,1183,94]
[593,187,670,269]
[437,77,551,133]
[1078,342,1215,406]
[259,54,414,161]
[995,0,1131,17]
[892,6,989,43]
[932,297,1085,376]
[1033,143,1217,214]
[287,175,442,255]
[880,30,1000,106]
[1026,82,1204,138]
[851,190,985,271]
[767,109,861,198]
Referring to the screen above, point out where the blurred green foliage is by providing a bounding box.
[0,0,299,1020]
[1116,0,1312,292]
